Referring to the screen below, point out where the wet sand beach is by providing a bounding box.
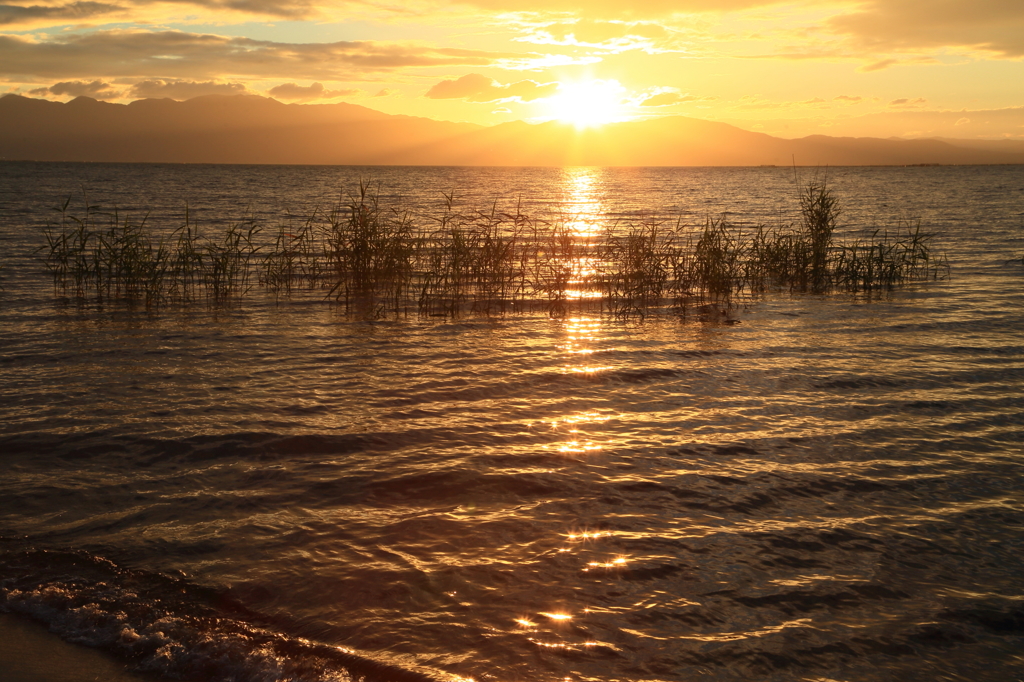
[0,612,157,682]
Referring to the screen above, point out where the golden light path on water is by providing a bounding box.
[560,168,603,237]
[559,168,604,300]
[552,317,613,454]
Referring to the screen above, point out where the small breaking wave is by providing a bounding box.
[0,549,442,682]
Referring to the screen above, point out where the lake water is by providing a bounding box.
[1,162,1023,682]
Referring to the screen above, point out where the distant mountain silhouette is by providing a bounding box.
[2,94,1023,166]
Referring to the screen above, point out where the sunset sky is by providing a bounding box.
[2,0,1022,139]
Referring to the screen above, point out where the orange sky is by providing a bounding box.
[2,0,1022,139]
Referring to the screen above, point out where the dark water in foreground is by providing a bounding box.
[1,162,1023,682]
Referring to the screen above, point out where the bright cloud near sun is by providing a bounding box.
[0,0,1021,138]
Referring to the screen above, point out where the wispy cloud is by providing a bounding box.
[0,1,124,26]
[857,56,939,72]
[496,52,603,70]
[458,0,788,17]
[514,18,683,53]
[425,73,557,102]
[267,81,358,100]
[859,58,898,72]
[0,30,523,80]
[27,78,119,98]
[828,0,1024,58]
[128,78,249,99]
[634,87,713,107]
[889,97,927,107]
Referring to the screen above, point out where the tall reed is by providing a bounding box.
[324,181,419,317]
[42,196,261,307]
[602,221,670,318]
[800,179,839,293]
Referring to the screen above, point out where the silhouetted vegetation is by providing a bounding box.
[38,180,947,317]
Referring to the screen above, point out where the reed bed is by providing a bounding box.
[38,182,946,317]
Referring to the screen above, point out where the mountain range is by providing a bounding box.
[3,94,1024,167]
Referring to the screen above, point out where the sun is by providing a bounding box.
[542,80,629,129]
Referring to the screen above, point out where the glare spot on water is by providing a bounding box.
[555,440,602,453]
[566,530,609,541]
[540,612,572,621]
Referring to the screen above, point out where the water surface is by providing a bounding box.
[1,162,1023,682]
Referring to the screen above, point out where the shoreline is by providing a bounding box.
[0,612,158,682]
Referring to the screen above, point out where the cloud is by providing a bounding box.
[267,81,357,101]
[852,55,939,72]
[457,0,789,17]
[27,78,119,99]
[0,0,783,31]
[127,79,248,99]
[735,94,780,110]
[372,88,393,96]
[833,95,861,103]
[497,53,603,70]
[828,0,1024,58]
[636,88,712,107]
[173,0,317,19]
[0,30,522,81]
[425,73,558,102]
[0,1,124,26]
[516,18,681,52]
[955,117,970,125]
[639,91,684,107]
[889,97,927,107]
[859,58,898,72]
[0,0,349,24]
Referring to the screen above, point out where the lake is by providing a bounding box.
[1,162,1023,682]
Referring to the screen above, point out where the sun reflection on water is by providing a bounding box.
[560,168,604,237]
[540,612,573,621]
[585,556,629,570]
[566,530,611,541]
[555,169,607,299]
[560,317,604,357]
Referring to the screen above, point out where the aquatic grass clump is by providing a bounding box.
[260,213,323,297]
[200,216,261,302]
[601,221,672,318]
[800,180,839,293]
[466,203,534,316]
[36,180,946,317]
[831,220,947,291]
[322,182,421,317]
[691,216,744,300]
[42,196,262,307]
[43,195,96,298]
[417,195,538,317]
[529,219,598,316]
[744,223,806,293]
[91,210,170,305]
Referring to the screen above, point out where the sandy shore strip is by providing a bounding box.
[0,612,159,682]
